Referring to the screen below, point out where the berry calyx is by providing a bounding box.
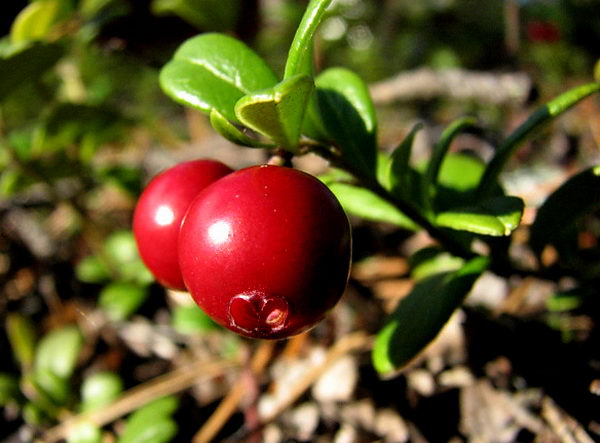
[133,159,233,290]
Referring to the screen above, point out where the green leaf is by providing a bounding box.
[477,82,600,198]
[0,373,21,406]
[530,165,600,254]
[76,255,111,284]
[235,75,314,151]
[309,68,378,178]
[388,123,423,198]
[99,283,149,321]
[118,418,177,443]
[6,313,36,370]
[423,117,477,212]
[373,256,488,374]
[324,182,417,230]
[209,109,274,148]
[118,396,180,443]
[160,33,278,122]
[436,196,524,236]
[104,230,138,266]
[151,0,240,31]
[10,0,73,43]
[67,421,103,443]
[80,371,123,412]
[409,247,464,281]
[34,325,83,379]
[0,43,64,101]
[284,0,333,79]
[172,305,219,334]
[32,368,70,405]
[595,59,600,81]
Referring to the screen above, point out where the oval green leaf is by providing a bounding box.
[235,75,314,150]
[373,256,488,374]
[436,196,524,236]
[81,371,123,412]
[309,68,378,178]
[10,0,72,43]
[388,123,423,198]
[324,182,417,230]
[34,325,83,379]
[99,283,149,322]
[172,305,219,334]
[160,33,278,122]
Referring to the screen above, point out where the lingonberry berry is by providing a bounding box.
[178,164,352,339]
[133,159,233,290]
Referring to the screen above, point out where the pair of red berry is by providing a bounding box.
[133,160,352,339]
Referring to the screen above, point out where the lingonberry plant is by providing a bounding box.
[155,0,600,369]
[133,159,233,290]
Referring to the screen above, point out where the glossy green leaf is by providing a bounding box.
[160,33,278,122]
[152,0,240,31]
[235,75,314,151]
[477,82,600,198]
[6,313,36,370]
[0,43,64,101]
[67,421,102,443]
[34,325,83,379]
[284,0,332,78]
[309,68,378,177]
[530,165,600,254]
[172,305,219,334]
[373,256,488,374]
[388,123,423,198]
[409,247,464,281]
[99,283,149,321]
[209,109,274,148]
[76,255,111,283]
[80,371,123,412]
[324,182,417,230]
[423,117,477,212]
[0,373,21,406]
[10,0,73,43]
[104,231,138,265]
[118,396,180,443]
[436,196,524,236]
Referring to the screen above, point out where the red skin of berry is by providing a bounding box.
[179,165,352,339]
[133,159,233,290]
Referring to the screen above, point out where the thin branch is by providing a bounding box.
[192,341,276,443]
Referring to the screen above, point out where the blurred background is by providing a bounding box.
[1,1,599,442]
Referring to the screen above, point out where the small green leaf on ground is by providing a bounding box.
[99,283,149,322]
[6,313,36,370]
[172,305,219,334]
[34,325,83,379]
[373,256,488,374]
[80,371,123,412]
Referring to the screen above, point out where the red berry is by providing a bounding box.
[178,165,352,339]
[133,159,233,290]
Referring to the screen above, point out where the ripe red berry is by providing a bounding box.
[178,165,352,339]
[133,159,233,290]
